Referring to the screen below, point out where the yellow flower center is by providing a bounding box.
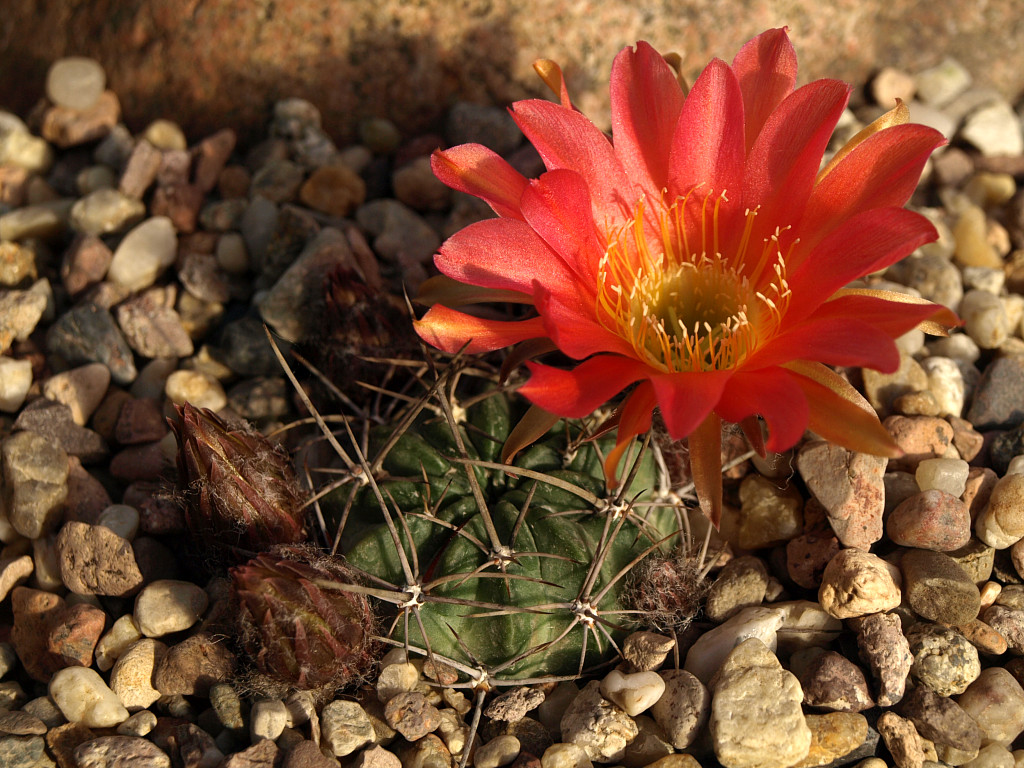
[596,189,791,373]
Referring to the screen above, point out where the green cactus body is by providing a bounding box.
[326,383,682,681]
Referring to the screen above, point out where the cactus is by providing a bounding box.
[313,359,696,684]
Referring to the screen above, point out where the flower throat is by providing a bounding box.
[596,188,792,373]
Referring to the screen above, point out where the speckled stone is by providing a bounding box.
[906,623,981,697]
[901,548,982,626]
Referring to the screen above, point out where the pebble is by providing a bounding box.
[887,489,971,551]
[42,89,120,147]
[818,548,902,619]
[42,362,110,426]
[117,710,157,737]
[961,99,1024,157]
[883,415,955,471]
[683,606,785,685]
[250,698,289,742]
[0,290,47,353]
[920,356,965,418]
[981,605,1024,654]
[106,216,178,292]
[906,623,981,696]
[485,687,546,722]
[317,699,375,757]
[704,555,769,622]
[795,712,869,768]
[794,649,874,712]
[967,354,1024,430]
[49,667,129,728]
[957,667,1024,746]
[709,638,811,768]
[648,669,709,750]
[475,734,521,768]
[75,734,171,768]
[355,199,440,277]
[876,711,926,768]
[0,131,53,175]
[559,680,637,763]
[852,612,912,706]
[109,638,167,711]
[393,156,451,212]
[56,521,144,596]
[735,474,804,549]
[598,669,665,717]
[960,288,1011,347]
[95,614,143,672]
[0,201,68,242]
[916,58,973,107]
[46,302,138,384]
[376,661,420,703]
[0,241,38,286]
[163,369,227,411]
[621,632,675,673]
[70,188,146,235]
[116,291,194,358]
[900,684,982,765]
[916,456,970,496]
[975,473,1024,549]
[539,742,592,768]
[398,732,451,768]
[2,429,69,538]
[46,57,107,111]
[383,691,441,742]
[961,743,1015,768]
[796,441,886,549]
[0,357,33,412]
[299,163,367,217]
[901,548,982,625]
[134,579,209,637]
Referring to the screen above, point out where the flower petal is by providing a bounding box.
[745,315,900,372]
[808,292,960,339]
[785,361,902,457]
[415,274,532,307]
[414,306,546,354]
[431,145,528,220]
[502,404,561,465]
[510,98,634,222]
[434,217,578,299]
[667,58,746,205]
[785,207,938,321]
[611,42,685,195]
[534,282,636,360]
[519,169,607,286]
[519,356,650,418]
[731,27,798,153]
[603,380,657,485]
[798,123,946,254]
[649,370,732,439]
[832,288,961,335]
[716,368,809,453]
[817,100,910,182]
[743,78,851,241]
[688,412,724,528]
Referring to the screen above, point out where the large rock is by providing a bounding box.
[0,2,1022,147]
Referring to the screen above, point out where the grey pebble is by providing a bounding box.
[46,302,137,384]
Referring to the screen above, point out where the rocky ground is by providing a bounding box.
[0,52,1024,768]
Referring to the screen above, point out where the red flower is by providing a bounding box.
[415,29,959,526]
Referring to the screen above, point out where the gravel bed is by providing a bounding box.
[1,52,1024,768]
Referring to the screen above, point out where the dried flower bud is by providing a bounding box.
[231,545,377,696]
[171,403,306,559]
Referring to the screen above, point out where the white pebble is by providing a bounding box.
[683,606,786,685]
[250,698,289,742]
[915,58,972,107]
[95,614,144,672]
[45,57,106,111]
[42,362,110,425]
[541,742,593,768]
[117,709,158,737]
[0,357,33,412]
[49,666,129,727]
[134,579,209,637]
[96,505,140,541]
[920,356,965,418]
[916,458,970,497]
[975,474,1024,549]
[1006,456,1024,476]
[0,131,54,175]
[107,216,178,292]
[961,100,1024,157]
[960,289,1010,349]
[962,266,1006,294]
[599,669,666,717]
[164,369,227,412]
[110,638,167,711]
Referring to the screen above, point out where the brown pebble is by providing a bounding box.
[901,548,982,626]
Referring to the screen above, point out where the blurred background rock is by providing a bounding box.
[2,0,1022,147]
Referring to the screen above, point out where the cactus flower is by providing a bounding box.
[414,28,959,526]
[171,403,306,558]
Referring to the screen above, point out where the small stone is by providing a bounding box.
[887,490,971,551]
[957,667,1024,746]
[384,691,440,742]
[49,667,129,728]
[967,355,1024,430]
[796,649,874,713]
[853,612,913,706]
[134,580,209,637]
[901,548,982,625]
[621,631,675,672]
[649,669,709,750]
[57,521,144,596]
[960,288,1010,347]
[109,638,167,711]
[916,58,972,107]
[117,710,157,738]
[107,216,178,292]
[2,430,69,539]
[355,199,440,278]
[12,398,108,463]
[0,357,32,412]
[164,369,227,412]
[41,90,120,148]
[599,669,665,717]
[958,617,1009,656]
[871,67,916,107]
[819,548,902,619]
[221,739,280,768]
[899,684,982,765]
[982,605,1024,654]
[683,606,785,685]
[70,188,146,235]
[476,735,521,768]
[0,555,32,603]
[906,623,980,697]
[251,699,289,743]
[0,241,37,286]
[735,475,803,549]
[883,415,955,471]
[975,473,1024,549]
[299,164,366,217]
[0,290,46,354]
[791,712,869,768]
[704,555,769,622]
[709,638,811,768]
[282,740,338,768]
[46,302,137,384]
[862,348,931,418]
[393,156,450,212]
[796,441,886,549]
[0,203,66,242]
[42,363,110,426]
[376,661,419,703]
[786,534,842,589]
[560,680,638,764]
[251,159,305,203]
[95,614,143,673]
[876,712,926,768]
[0,711,46,737]
[961,99,1024,157]
[116,291,194,359]
[485,687,546,722]
[61,234,112,297]
[46,57,106,110]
